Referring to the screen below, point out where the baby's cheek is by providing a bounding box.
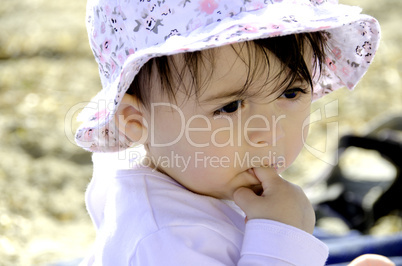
[186,131,212,147]
[300,110,311,142]
[302,122,310,143]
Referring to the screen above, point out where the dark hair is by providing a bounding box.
[127,32,327,107]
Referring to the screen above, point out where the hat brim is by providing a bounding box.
[76,2,380,152]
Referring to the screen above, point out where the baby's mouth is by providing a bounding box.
[246,168,263,195]
[247,168,257,178]
[246,164,279,196]
[250,184,263,196]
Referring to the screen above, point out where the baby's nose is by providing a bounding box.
[245,114,285,147]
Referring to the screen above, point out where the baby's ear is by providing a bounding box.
[115,94,148,144]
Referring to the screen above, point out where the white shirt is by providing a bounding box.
[81,152,328,265]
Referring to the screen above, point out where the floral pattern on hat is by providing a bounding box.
[76,0,380,152]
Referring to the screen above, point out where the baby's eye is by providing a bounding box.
[280,88,308,99]
[214,100,243,116]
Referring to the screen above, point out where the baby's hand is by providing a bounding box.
[348,254,395,266]
[233,167,315,234]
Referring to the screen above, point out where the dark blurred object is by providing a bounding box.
[315,115,402,233]
[313,115,402,265]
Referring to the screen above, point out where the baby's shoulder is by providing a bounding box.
[92,167,245,254]
[109,168,244,231]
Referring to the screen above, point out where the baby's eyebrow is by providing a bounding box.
[199,87,247,104]
[199,76,309,105]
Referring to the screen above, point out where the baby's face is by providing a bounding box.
[142,44,312,200]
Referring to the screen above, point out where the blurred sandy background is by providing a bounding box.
[0,0,401,265]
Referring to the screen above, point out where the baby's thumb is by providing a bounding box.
[233,187,257,211]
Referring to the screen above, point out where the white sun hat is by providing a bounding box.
[75,0,380,152]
